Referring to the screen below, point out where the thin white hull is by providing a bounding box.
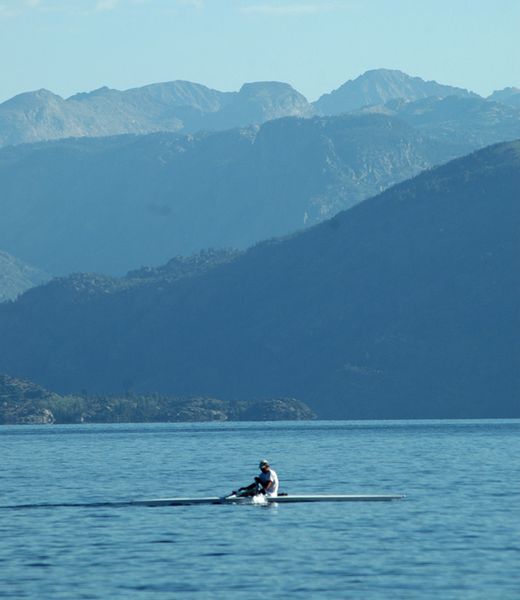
[136,494,405,506]
[2,494,404,510]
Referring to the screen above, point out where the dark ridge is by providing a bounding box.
[0,140,518,419]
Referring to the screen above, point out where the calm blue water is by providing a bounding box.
[1,420,519,599]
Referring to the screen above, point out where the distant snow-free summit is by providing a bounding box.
[3,68,513,148]
[0,80,313,148]
[313,68,478,115]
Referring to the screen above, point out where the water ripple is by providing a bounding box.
[1,420,519,599]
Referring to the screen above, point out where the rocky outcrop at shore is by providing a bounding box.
[0,374,58,424]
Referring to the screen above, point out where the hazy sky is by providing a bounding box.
[1,0,519,103]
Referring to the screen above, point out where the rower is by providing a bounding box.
[235,459,279,497]
[257,459,279,497]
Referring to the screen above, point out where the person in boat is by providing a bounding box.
[235,459,279,497]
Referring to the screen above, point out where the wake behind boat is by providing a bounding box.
[0,493,405,510]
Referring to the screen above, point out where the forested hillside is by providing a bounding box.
[1,141,518,418]
[0,114,435,274]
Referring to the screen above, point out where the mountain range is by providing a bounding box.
[1,140,518,419]
[2,87,520,276]
[0,113,437,275]
[0,80,312,148]
[1,69,518,149]
[358,95,520,155]
[314,68,477,115]
[488,87,520,109]
[0,68,518,421]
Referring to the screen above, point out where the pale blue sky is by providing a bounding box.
[1,0,519,103]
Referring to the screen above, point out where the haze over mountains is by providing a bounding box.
[0,80,313,148]
[0,67,518,419]
[1,69,518,149]
[358,95,520,155]
[0,113,437,274]
[1,141,518,418]
[313,68,478,115]
[2,84,520,275]
[3,68,520,278]
[488,87,520,109]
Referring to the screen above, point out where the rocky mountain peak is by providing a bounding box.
[1,88,64,110]
[487,87,520,109]
[314,68,477,115]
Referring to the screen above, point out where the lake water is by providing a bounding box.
[1,420,519,599]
